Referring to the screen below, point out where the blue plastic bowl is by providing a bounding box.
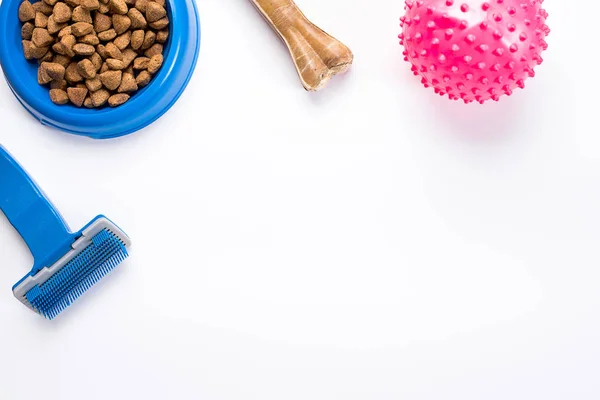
[0,0,200,139]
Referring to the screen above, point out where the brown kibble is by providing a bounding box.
[57,25,72,38]
[127,8,146,29]
[93,13,111,32]
[23,40,47,59]
[65,0,80,7]
[81,0,99,11]
[105,42,123,59]
[97,28,117,41]
[77,58,97,78]
[144,43,162,58]
[80,34,100,45]
[65,61,84,82]
[134,0,148,13]
[108,93,129,107]
[33,1,54,15]
[117,72,137,93]
[53,54,71,67]
[85,77,102,91]
[43,62,66,80]
[147,53,163,74]
[84,97,94,108]
[73,43,95,56]
[76,83,88,89]
[49,89,69,104]
[99,70,122,90]
[130,29,144,50]
[109,0,127,14]
[71,22,93,36]
[50,79,68,90]
[135,70,151,87]
[21,22,34,40]
[53,34,76,57]
[149,17,168,30]
[46,15,66,34]
[89,52,102,70]
[155,0,165,6]
[38,50,54,63]
[32,28,54,47]
[141,30,155,50]
[121,48,137,67]
[35,12,48,28]
[98,2,109,13]
[106,58,125,70]
[72,6,92,23]
[67,87,88,107]
[99,0,109,4]
[112,14,131,34]
[114,31,131,50]
[156,29,168,44]
[100,62,109,73]
[145,2,166,23]
[38,64,53,84]
[91,89,110,106]
[19,1,35,22]
[96,43,108,59]
[42,0,59,6]
[52,2,72,23]
[132,56,149,70]
[124,65,133,75]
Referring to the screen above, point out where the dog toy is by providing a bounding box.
[399,0,550,103]
[0,146,131,319]
[250,0,353,91]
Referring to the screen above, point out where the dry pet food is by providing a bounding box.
[18,0,169,108]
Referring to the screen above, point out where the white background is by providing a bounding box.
[1,1,599,399]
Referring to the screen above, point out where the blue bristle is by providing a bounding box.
[25,229,128,320]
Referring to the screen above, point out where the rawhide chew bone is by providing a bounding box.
[250,0,353,91]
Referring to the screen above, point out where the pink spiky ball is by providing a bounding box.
[399,0,550,104]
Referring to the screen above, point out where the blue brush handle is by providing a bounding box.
[0,146,72,266]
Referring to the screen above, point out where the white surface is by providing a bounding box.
[0,1,598,399]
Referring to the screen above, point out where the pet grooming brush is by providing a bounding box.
[0,146,131,319]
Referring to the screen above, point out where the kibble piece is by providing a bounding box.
[134,0,148,13]
[22,40,48,59]
[52,2,72,23]
[141,30,155,50]
[98,28,117,41]
[49,89,69,104]
[147,53,163,74]
[42,0,59,6]
[98,2,109,13]
[121,48,137,67]
[149,17,168,30]
[144,43,162,58]
[108,93,129,107]
[50,79,68,90]
[81,0,100,11]
[100,62,109,73]
[117,72,137,93]
[130,30,144,50]
[114,31,131,50]
[21,22,34,40]
[72,6,92,23]
[57,25,72,38]
[53,54,71,68]
[38,50,54,63]
[83,97,94,108]
[145,2,166,23]
[19,1,35,22]
[156,29,168,44]
[44,62,66,80]
[80,34,100,46]
[65,61,84,82]
[99,70,122,90]
[91,89,110,106]
[33,1,54,15]
[73,43,95,56]
[65,0,80,7]
[155,0,165,6]
[38,64,53,84]
[85,77,102,91]
[124,65,133,75]
[71,22,94,37]
[109,0,128,15]
[35,12,48,28]
[106,58,125,70]
[135,70,151,87]
[105,42,123,60]
[93,12,111,32]
[67,87,88,107]
[32,28,54,48]
[89,52,102,70]
[96,44,108,59]
[112,14,131,34]
[46,15,66,34]
[53,34,76,57]
[77,59,97,78]
[127,8,146,29]
[132,56,149,70]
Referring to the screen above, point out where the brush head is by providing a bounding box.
[13,217,131,320]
